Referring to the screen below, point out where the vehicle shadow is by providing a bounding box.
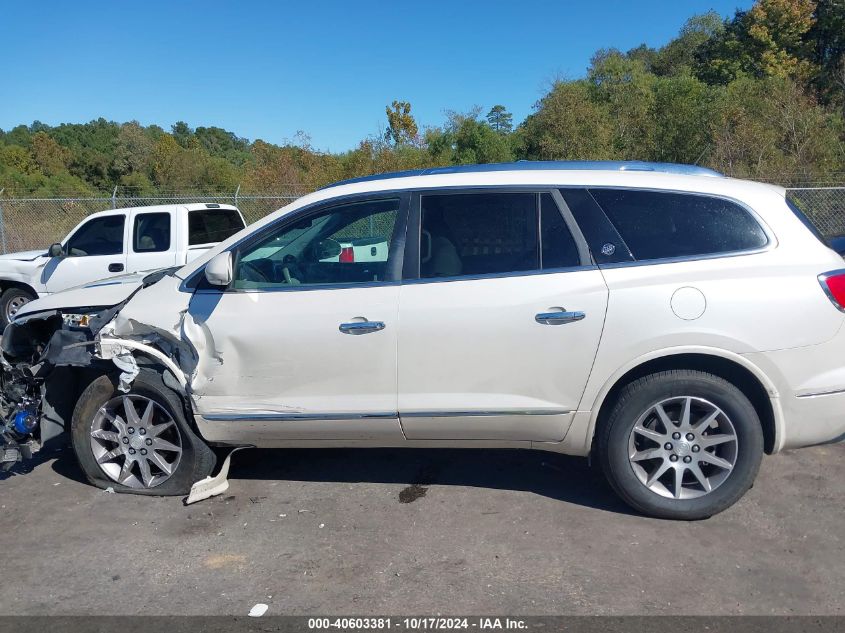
[227,447,636,516]
[31,445,635,516]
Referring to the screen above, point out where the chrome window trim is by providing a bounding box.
[181,183,777,292]
[400,264,599,286]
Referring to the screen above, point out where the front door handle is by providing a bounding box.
[339,321,385,335]
[535,310,585,325]
[108,263,124,273]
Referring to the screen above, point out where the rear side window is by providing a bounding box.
[133,212,171,252]
[417,191,581,279]
[590,189,768,261]
[189,209,244,245]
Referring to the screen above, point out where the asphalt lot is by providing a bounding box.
[0,443,843,616]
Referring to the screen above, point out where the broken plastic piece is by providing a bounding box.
[248,604,268,617]
[184,447,247,505]
[110,349,140,393]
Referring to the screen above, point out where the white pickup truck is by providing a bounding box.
[0,203,245,326]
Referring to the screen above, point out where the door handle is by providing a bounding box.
[535,310,585,325]
[339,321,385,335]
[108,263,124,273]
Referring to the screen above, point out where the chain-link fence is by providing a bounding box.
[0,186,844,255]
[0,190,302,254]
[785,188,845,238]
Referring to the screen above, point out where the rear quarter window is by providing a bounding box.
[188,209,245,245]
[589,189,768,261]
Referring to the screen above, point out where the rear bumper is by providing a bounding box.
[780,389,845,448]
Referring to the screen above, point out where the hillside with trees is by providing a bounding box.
[2,0,843,197]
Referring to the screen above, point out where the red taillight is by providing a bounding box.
[819,270,845,311]
[339,246,354,263]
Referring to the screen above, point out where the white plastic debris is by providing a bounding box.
[103,486,115,494]
[248,603,268,617]
[184,447,246,505]
[110,348,140,393]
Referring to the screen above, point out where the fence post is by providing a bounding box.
[0,188,6,254]
[234,184,240,207]
[111,186,118,210]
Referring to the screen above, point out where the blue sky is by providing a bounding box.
[2,1,752,152]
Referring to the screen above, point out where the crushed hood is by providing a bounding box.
[14,271,151,317]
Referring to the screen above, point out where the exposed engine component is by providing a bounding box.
[0,366,41,470]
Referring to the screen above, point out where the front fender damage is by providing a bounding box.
[0,276,225,479]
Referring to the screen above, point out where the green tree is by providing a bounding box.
[518,81,614,160]
[384,100,419,145]
[485,105,513,133]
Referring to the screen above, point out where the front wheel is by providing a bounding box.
[0,287,36,327]
[70,369,216,494]
[597,369,763,520]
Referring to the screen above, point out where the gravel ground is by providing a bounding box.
[0,443,842,616]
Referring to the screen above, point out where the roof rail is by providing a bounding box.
[321,160,723,189]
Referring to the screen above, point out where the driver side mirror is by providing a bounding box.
[47,243,65,258]
[205,251,233,287]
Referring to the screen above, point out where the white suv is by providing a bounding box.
[3,161,844,520]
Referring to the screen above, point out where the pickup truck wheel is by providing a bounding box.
[70,370,216,495]
[597,370,763,520]
[0,287,36,327]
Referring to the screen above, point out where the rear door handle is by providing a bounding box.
[339,321,385,335]
[108,263,124,273]
[535,310,585,325]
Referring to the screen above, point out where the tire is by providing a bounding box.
[0,287,36,328]
[597,369,763,520]
[70,369,216,495]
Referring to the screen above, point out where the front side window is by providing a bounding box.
[232,198,400,290]
[418,192,581,279]
[590,189,768,261]
[133,212,171,253]
[66,215,125,256]
[189,209,244,245]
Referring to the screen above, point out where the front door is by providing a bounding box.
[43,213,128,292]
[189,194,409,441]
[398,190,608,441]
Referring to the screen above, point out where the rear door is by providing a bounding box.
[397,190,609,441]
[126,209,177,272]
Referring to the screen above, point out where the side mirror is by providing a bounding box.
[47,243,64,258]
[205,251,233,287]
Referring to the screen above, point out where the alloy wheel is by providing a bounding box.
[627,396,738,500]
[89,395,183,489]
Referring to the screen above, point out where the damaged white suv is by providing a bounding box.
[3,161,844,520]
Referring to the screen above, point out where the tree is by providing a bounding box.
[30,132,70,177]
[588,50,656,158]
[811,0,845,108]
[518,81,614,160]
[384,100,419,145]
[485,105,513,133]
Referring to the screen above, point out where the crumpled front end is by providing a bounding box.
[0,269,194,471]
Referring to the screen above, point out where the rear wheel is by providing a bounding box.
[0,287,36,327]
[70,369,216,495]
[598,369,763,520]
